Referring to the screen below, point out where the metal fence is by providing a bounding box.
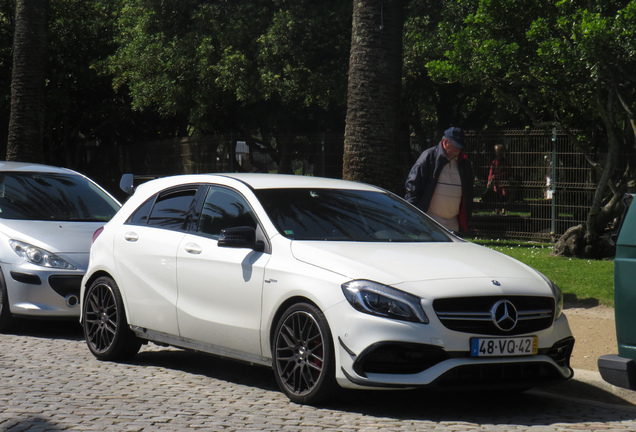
[465,129,596,241]
[127,129,599,241]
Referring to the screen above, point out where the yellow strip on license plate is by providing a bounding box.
[470,336,538,357]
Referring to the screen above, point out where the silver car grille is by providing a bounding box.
[433,296,555,336]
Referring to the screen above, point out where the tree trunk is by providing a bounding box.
[7,0,47,162]
[343,0,405,192]
[552,82,627,258]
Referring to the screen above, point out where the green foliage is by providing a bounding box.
[107,0,205,116]
[47,1,119,117]
[424,0,636,132]
[104,0,351,135]
[473,239,614,307]
[402,0,518,132]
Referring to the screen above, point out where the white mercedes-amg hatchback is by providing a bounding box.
[80,173,574,404]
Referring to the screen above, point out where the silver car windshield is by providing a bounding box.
[0,172,120,222]
[255,188,451,242]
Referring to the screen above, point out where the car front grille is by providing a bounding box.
[433,296,555,336]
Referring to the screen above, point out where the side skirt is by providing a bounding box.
[130,325,272,368]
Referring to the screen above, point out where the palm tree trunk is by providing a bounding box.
[7,0,47,162]
[343,0,404,192]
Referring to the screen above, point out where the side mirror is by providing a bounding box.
[218,226,264,252]
[119,174,160,195]
[119,173,135,195]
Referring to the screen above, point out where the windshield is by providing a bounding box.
[255,188,451,242]
[0,172,120,222]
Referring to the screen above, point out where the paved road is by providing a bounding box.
[2,320,636,432]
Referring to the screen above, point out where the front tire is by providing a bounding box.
[272,303,338,404]
[0,268,13,333]
[82,276,141,361]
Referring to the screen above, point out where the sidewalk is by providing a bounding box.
[544,305,636,406]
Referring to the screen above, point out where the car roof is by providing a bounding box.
[0,161,78,175]
[134,173,384,194]
[217,173,382,191]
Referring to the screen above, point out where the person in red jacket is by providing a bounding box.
[484,144,509,214]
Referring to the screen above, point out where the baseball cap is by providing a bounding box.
[444,127,466,149]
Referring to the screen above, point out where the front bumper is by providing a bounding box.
[338,337,574,390]
[328,302,575,390]
[4,265,83,318]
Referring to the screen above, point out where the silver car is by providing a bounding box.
[0,162,120,331]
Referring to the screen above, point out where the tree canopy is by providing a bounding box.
[4,0,636,253]
[420,0,636,256]
[104,0,351,135]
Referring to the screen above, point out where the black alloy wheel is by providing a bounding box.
[83,276,141,361]
[273,303,338,404]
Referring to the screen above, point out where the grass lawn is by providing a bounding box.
[470,238,615,307]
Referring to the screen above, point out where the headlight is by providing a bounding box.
[341,280,428,324]
[551,281,564,319]
[9,240,76,270]
[538,271,563,319]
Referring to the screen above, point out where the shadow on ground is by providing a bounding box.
[5,317,82,340]
[563,293,601,308]
[126,345,636,425]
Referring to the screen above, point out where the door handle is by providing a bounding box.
[124,232,139,242]
[184,243,202,254]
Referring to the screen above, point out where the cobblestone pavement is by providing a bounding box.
[2,320,636,432]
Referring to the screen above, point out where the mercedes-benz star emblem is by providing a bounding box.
[491,300,518,331]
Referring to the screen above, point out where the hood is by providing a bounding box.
[290,240,543,286]
[0,220,104,253]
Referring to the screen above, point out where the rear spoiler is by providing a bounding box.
[119,174,161,195]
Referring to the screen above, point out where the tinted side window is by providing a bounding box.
[197,187,257,238]
[127,197,155,225]
[147,189,197,231]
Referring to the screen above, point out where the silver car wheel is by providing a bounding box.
[0,268,12,332]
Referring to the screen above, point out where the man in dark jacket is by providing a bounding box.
[405,127,473,232]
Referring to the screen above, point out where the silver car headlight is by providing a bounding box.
[9,240,77,270]
[341,280,428,324]
[537,271,563,319]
